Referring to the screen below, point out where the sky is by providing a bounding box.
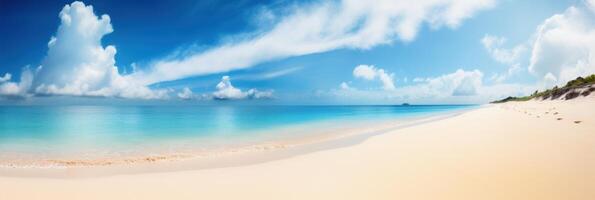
[0,0,594,105]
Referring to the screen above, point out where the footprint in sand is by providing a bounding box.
[553,112,559,115]
[557,118,563,121]
[574,121,582,124]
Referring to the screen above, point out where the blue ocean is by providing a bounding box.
[0,105,474,164]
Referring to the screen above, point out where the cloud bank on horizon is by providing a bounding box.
[332,66,488,103]
[1,0,594,104]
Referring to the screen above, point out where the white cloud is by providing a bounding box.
[177,87,194,100]
[235,66,302,81]
[213,76,246,100]
[0,1,169,99]
[247,89,274,99]
[330,69,489,103]
[212,76,273,100]
[528,5,595,87]
[452,75,480,96]
[0,73,11,82]
[481,35,527,82]
[345,67,482,98]
[481,34,526,65]
[259,67,301,79]
[424,69,483,96]
[0,0,496,101]
[481,2,595,88]
[412,77,428,83]
[353,65,377,80]
[489,63,522,83]
[478,83,536,101]
[350,69,483,99]
[131,0,496,85]
[340,82,352,90]
[353,65,396,90]
[543,72,558,87]
[587,0,595,12]
[416,69,535,101]
[325,67,545,104]
[0,68,33,97]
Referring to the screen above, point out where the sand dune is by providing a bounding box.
[1,98,594,200]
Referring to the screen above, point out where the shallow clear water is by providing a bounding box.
[0,105,474,161]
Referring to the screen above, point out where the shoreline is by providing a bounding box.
[0,99,593,199]
[0,107,474,178]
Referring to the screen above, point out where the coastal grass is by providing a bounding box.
[492,74,595,103]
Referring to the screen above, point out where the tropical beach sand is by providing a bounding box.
[1,98,594,200]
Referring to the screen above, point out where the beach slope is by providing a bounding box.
[1,98,594,200]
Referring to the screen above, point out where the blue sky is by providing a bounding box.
[1,0,594,104]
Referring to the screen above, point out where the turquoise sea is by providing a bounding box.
[0,105,474,164]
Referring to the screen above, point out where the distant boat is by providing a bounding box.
[401,103,410,106]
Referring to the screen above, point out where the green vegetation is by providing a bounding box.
[491,74,595,103]
[564,74,595,88]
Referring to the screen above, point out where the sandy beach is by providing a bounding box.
[3,0,595,199]
[1,98,594,200]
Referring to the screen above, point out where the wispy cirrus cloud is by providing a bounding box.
[481,34,526,65]
[481,34,527,82]
[233,66,302,81]
[131,0,496,86]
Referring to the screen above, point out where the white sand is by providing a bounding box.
[1,98,594,200]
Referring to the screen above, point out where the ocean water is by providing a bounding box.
[0,105,474,163]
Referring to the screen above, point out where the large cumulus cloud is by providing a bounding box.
[528,6,595,87]
[31,1,167,99]
[0,2,167,99]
